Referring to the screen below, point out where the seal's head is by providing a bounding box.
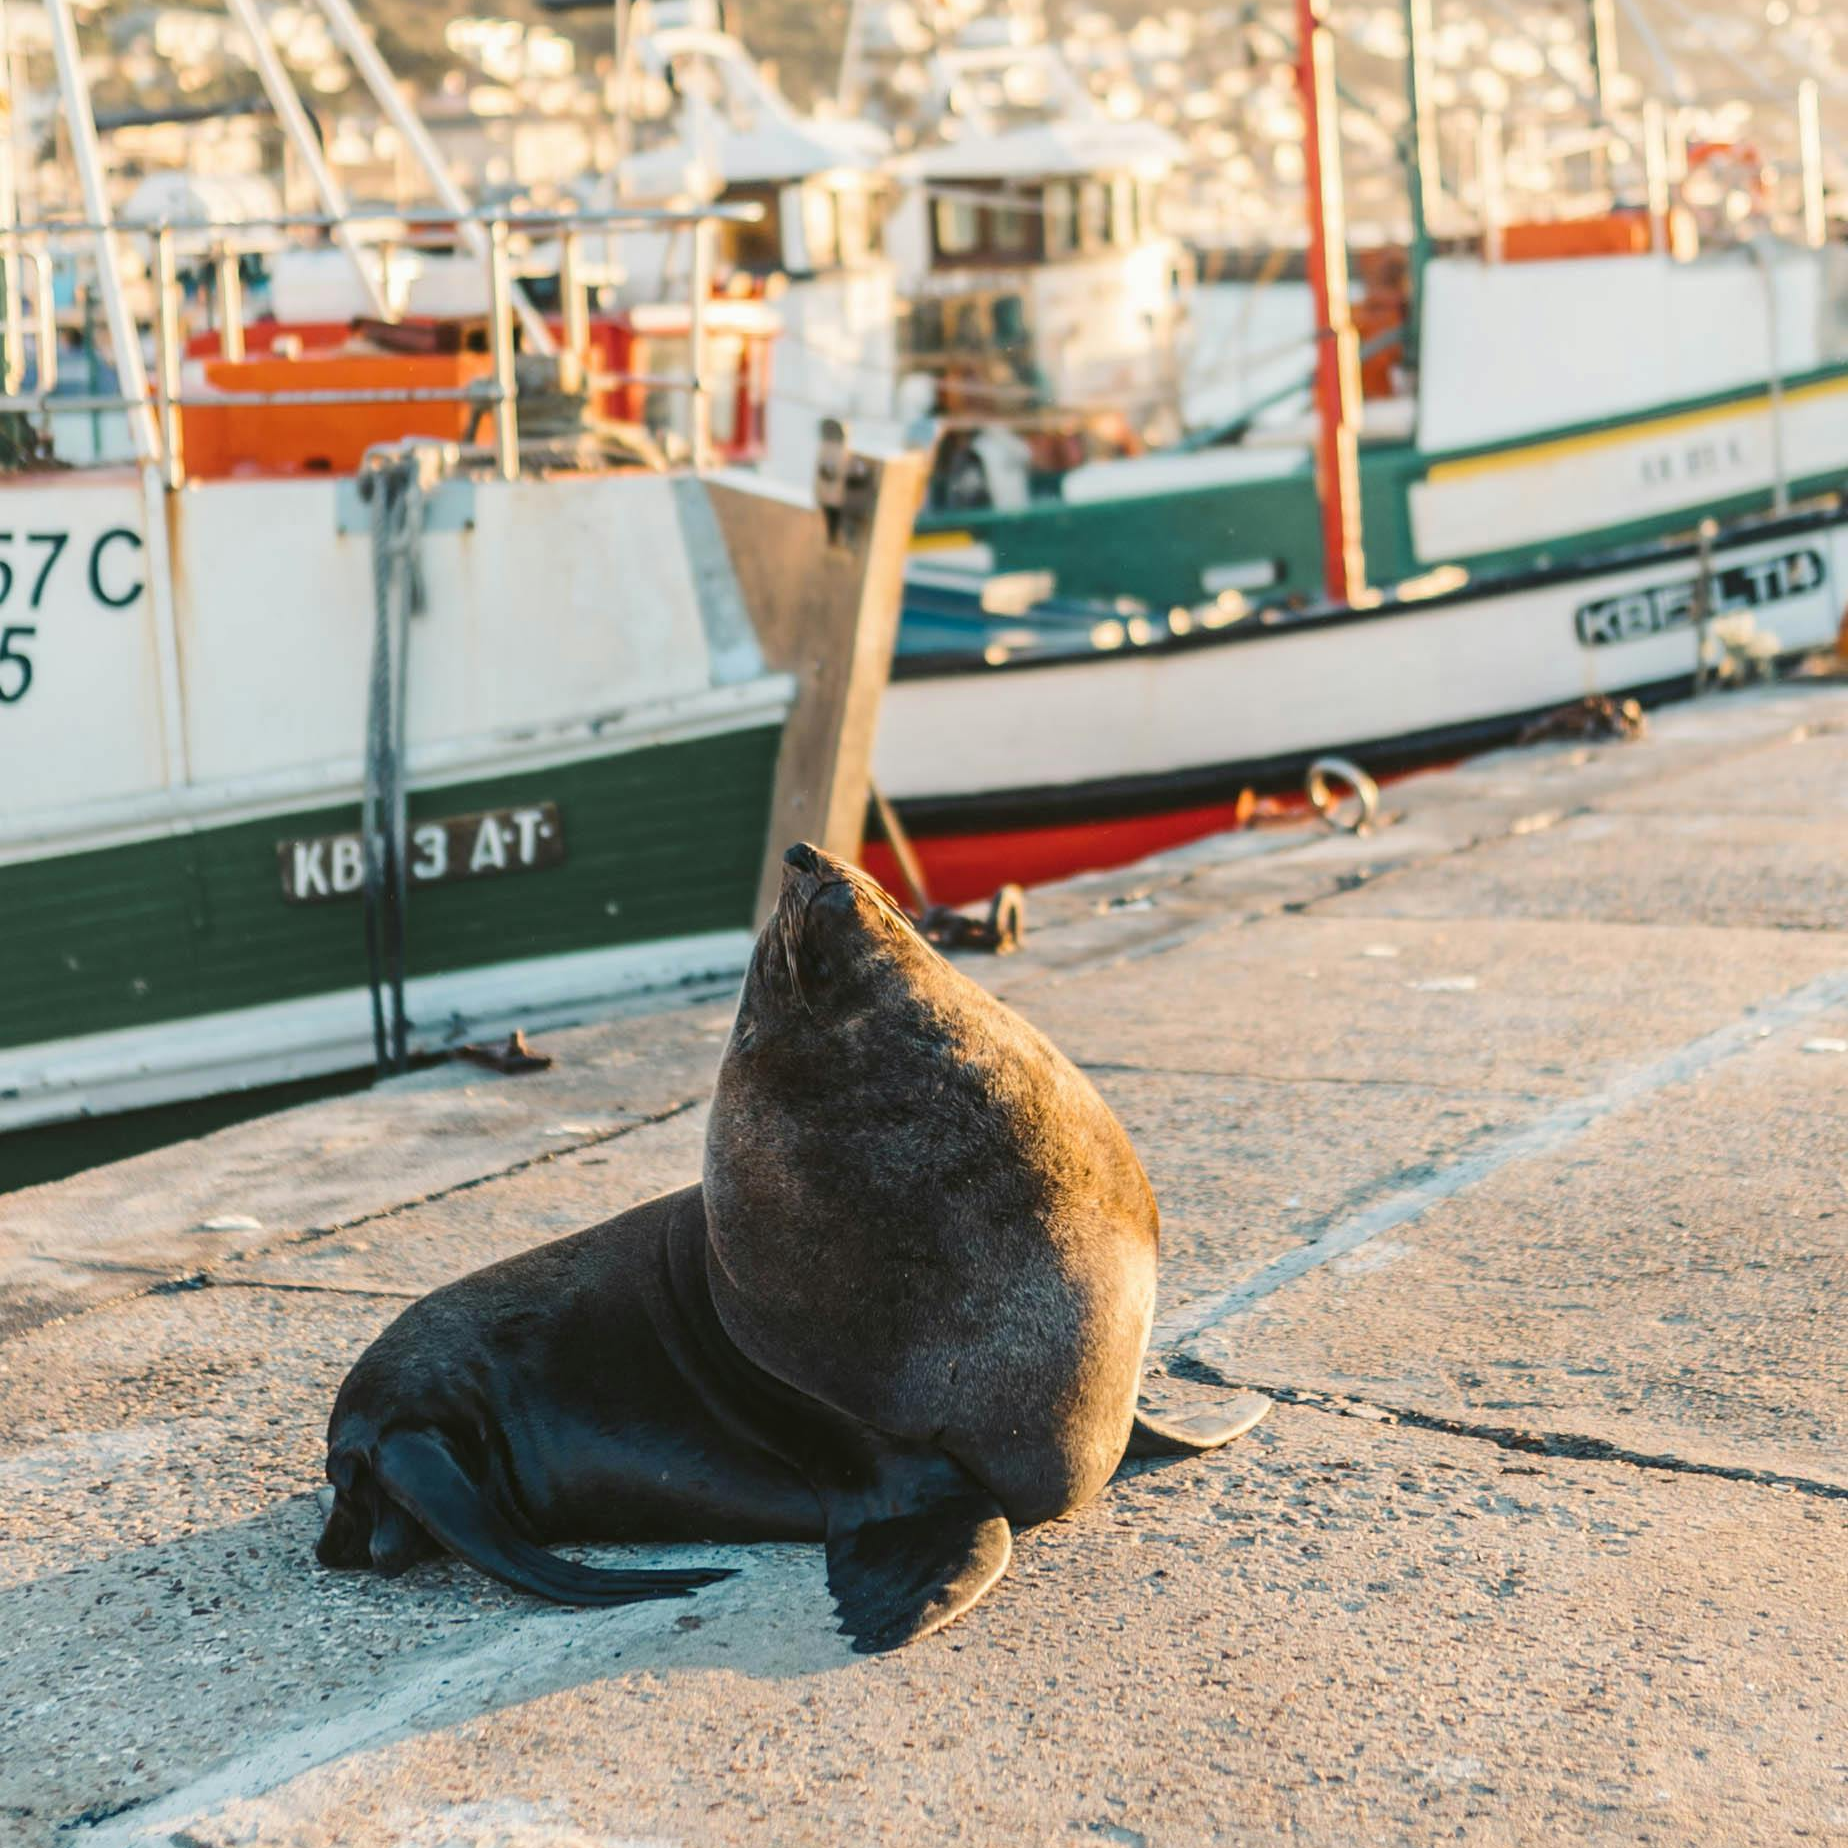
[738,841,932,1038]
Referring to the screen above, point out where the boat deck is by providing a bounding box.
[4,678,1847,1844]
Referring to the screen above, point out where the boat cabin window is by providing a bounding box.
[835,184,878,267]
[716,179,883,277]
[1111,176,1137,245]
[1139,177,1163,239]
[934,194,982,258]
[1044,181,1079,257]
[716,183,784,275]
[992,198,1034,254]
[924,174,1161,267]
[930,185,1046,267]
[800,185,840,271]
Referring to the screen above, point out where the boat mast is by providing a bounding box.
[1586,0,1619,188]
[1798,79,1825,249]
[312,0,557,357]
[0,0,20,394]
[1400,0,1438,362]
[837,0,866,114]
[222,0,392,319]
[611,0,633,197]
[1295,0,1365,603]
[42,0,159,465]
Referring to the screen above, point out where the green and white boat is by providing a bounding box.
[0,0,919,1162]
[914,237,1848,610]
[889,0,1848,612]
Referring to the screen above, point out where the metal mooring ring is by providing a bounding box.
[1306,755,1380,833]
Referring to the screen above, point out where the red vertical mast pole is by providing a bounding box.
[1295,0,1366,604]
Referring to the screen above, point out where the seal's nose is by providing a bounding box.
[783,842,823,875]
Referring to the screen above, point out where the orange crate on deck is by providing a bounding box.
[180,348,494,478]
[1500,213,1655,262]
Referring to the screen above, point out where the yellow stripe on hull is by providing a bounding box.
[1426,373,1848,485]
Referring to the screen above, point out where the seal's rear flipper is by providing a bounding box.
[827,1492,1011,1654]
[374,1429,735,1606]
[1127,1392,1272,1458]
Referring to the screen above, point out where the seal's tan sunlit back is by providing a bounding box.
[705,843,1251,1538]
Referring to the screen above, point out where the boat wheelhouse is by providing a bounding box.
[584,0,904,489]
[883,42,1193,508]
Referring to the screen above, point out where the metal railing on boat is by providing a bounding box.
[0,202,765,484]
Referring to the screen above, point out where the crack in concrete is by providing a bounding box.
[288,1098,704,1247]
[1170,1357,1848,1504]
[180,1275,425,1302]
[162,1099,708,1308]
[56,1794,147,1834]
[2,1101,705,1349]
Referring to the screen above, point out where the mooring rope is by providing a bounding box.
[357,443,443,1075]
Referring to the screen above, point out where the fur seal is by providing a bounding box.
[316,847,1267,1650]
[701,842,1268,1641]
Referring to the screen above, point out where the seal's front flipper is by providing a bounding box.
[1127,1392,1272,1458]
[373,1429,735,1606]
[823,1448,1011,1653]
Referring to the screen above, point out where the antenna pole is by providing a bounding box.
[1400,0,1438,362]
[43,0,159,464]
[1296,0,1365,603]
[612,0,634,194]
[224,0,391,319]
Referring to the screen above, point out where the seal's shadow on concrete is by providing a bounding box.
[1,1496,839,1832]
[7,1391,1271,1833]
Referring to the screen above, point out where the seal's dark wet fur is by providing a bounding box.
[317,844,1262,1651]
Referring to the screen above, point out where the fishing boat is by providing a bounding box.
[869,505,1848,906]
[574,1,1202,511]
[899,0,1848,608]
[568,0,902,491]
[864,1,1848,906]
[0,0,921,1166]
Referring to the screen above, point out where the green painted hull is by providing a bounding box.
[916,364,1848,610]
[3,724,781,1055]
[918,447,1421,611]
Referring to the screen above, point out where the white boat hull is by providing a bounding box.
[875,514,1848,819]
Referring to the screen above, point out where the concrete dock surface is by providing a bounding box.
[3,681,1846,1847]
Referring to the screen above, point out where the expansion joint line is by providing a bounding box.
[8,1099,708,1340]
[290,1096,705,1247]
[1170,1357,1848,1505]
[1153,965,1848,1348]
